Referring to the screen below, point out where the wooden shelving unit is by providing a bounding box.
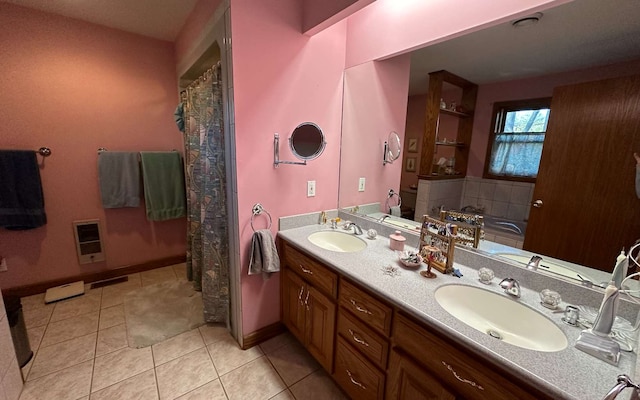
[418,70,478,179]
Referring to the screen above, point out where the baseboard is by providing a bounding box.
[2,254,186,299]
[242,322,286,350]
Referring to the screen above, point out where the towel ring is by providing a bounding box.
[251,203,272,232]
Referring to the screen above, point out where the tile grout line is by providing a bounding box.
[150,338,162,400]
[88,289,102,397]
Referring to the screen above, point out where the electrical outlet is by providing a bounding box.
[358,177,366,192]
[0,257,7,272]
[307,180,316,197]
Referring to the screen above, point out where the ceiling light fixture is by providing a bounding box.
[512,12,543,28]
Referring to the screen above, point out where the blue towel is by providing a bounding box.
[97,151,141,208]
[140,152,186,221]
[0,150,47,230]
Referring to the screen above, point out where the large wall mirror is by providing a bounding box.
[337,0,640,288]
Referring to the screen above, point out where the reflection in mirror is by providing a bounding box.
[338,0,640,290]
[274,122,325,167]
[290,122,326,160]
[383,131,401,165]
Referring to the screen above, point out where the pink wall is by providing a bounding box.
[345,0,569,68]
[231,0,347,335]
[467,58,640,177]
[339,56,411,209]
[0,4,186,289]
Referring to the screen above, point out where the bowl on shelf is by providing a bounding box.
[397,251,423,268]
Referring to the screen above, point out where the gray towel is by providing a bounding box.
[249,229,280,275]
[390,206,401,217]
[98,152,141,208]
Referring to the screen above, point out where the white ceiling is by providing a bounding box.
[1,0,199,41]
[408,0,640,95]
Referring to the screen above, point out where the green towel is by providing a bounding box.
[140,152,186,221]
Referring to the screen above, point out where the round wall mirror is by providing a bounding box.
[384,131,401,164]
[289,122,326,161]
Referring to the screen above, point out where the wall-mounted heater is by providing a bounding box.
[72,219,105,264]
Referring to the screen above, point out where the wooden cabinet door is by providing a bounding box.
[282,268,306,343]
[524,74,640,271]
[305,285,336,372]
[387,350,456,400]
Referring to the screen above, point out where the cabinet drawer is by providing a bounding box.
[337,309,389,369]
[393,313,551,400]
[334,337,385,400]
[283,243,338,298]
[339,280,392,336]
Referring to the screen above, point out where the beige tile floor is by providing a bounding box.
[18,264,347,400]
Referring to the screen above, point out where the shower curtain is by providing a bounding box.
[182,62,229,323]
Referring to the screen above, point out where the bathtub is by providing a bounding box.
[481,216,526,249]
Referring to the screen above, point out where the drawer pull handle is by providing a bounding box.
[346,369,366,390]
[300,265,313,275]
[348,329,369,347]
[442,361,484,391]
[298,286,305,305]
[304,291,310,310]
[349,299,372,315]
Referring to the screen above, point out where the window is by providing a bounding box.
[484,98,551,181]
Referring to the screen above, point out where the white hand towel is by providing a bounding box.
[390,206,401,217]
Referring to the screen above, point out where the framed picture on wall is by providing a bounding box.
[408,138,418,153]
[405,157,416,172]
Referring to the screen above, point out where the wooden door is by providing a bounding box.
[386,350,456,400]
[305,285,336,373]
[281,269,306,343]
[524,74,640,271]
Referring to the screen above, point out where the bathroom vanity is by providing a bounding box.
[278,223,639,400]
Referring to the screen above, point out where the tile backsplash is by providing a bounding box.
[415,176,534,222]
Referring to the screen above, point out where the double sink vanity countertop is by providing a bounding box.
[278,223,638,400]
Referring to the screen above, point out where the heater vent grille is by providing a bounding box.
[73,219,105,264]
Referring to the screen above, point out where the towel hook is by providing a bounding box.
[251,203,272,232]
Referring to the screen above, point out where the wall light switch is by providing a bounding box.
[358,177,366,192]
[0,257,7,272]
[307,180,316,197]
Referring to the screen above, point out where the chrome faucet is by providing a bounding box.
[378,215,391,223]
[527,255,542,270]
[345,222,363,235]
[603,375,640,400]
[499,278,521,298]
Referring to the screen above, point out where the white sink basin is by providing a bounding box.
[497,253,595,284]
[435,285,567,352]
[307,231,367,253]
